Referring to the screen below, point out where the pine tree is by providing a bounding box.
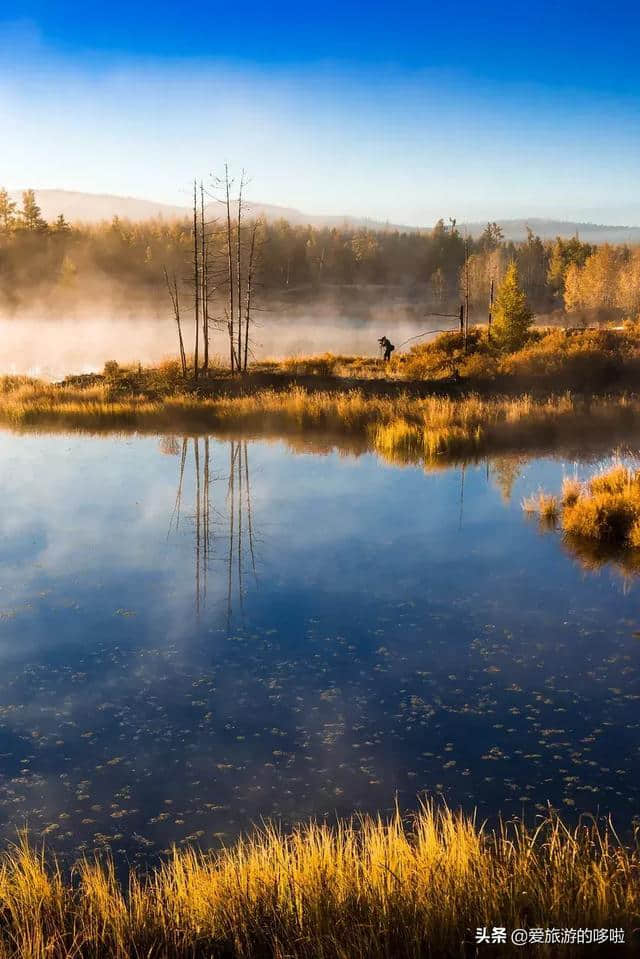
[53,213,71,234]
[0,188,16,233]
[491,262,532,351]
[479,221,504,252]
[20,189,47,231]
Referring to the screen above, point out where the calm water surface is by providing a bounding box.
[0,430,639,864]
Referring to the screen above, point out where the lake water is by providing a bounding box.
[0,429,639,866]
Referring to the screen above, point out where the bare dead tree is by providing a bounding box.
[192,180,200,381]
[243,218,260,371]
[236,171,245,371]
[224,165,236,372]
[488,277,494,341]
[200,182,209,372]
[163,266,187,377]
[464,230,470,352]
[209,166,258,373]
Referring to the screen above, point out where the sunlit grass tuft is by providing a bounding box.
[522,492,560,524]
[560,465,640,546]
[524,464,640,558]
[561,476,582,508]
[0,806,635,957]
[587,464,639,496]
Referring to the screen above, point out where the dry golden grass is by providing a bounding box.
[523,464,640,554]
[0,805,636,958]
[250,353,385,379]
[587,465,640,497]
[561,477,582,508]
[560,466,640,547]
[252,327,640,387]
[48,327,640,395]
[372,393,640,466]
[2,376,640,470]
[522,492,560,524]
[563,492,640,545]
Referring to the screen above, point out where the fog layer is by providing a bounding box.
[0,306,455,378]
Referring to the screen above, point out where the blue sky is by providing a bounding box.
[3,2,640,224]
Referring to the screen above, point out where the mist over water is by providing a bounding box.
[0,305,454,377]
[0,315,185,378]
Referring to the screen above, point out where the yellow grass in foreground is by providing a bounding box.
[0,805,636,958]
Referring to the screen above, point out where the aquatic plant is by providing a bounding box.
[522,492,559,524]
[523,463,640,551]
[563,492,640,545]
[561,465,640,546]
[561,476,581,508]
[0,805,636,957]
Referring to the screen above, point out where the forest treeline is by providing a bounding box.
[2,187,640,323]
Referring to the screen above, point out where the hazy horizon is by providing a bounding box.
[6,187,640,233]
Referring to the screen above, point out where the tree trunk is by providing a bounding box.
[488,277,494,341]
[236,173,244,373]
[163,266,187,377]
[225,165,235,372]
[193,180,200,382]
[464,233,469,351]
[200,182,209,372]
[243,220,259,371]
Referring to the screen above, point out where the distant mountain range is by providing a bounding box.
[10,189,640,245]
[463,218,640,244]
[8,189,417,230]
[9,190,189,223]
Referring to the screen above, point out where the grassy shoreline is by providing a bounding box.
[2,373,640,467]
[5,324,640,453]
[0,805,636,958]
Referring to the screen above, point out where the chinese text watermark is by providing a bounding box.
[475,926,625,946]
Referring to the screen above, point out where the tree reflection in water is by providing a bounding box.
[166,436,259,628]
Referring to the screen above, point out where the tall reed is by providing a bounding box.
[0,806,635,957]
